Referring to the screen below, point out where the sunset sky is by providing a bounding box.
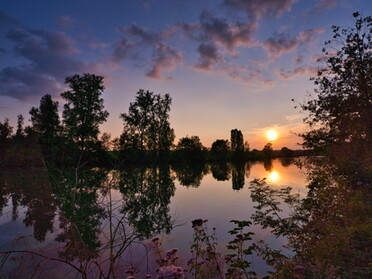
[0,0,370,149]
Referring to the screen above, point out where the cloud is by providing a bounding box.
[0,10,19,28]
[120,24,175,45]
[146,43,182,80]
[276,66,319,80]
[0,27,95,100]
[263,32,297,59]
[194,43,224,70]
[305,0,336,16]
[198,12,256,51]
[112,38,136,61]
[222,0,297,21]
[294,55,305,64]
[263,28,325,59]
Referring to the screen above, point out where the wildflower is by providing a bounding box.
[157,265,184,279]
[192,219,204,227]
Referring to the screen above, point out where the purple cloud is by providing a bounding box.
[263,32,297,59]
[186,12,255,52]
[305,0,336,16]
[276,66,319,79]
[263,28,324,59]
[0,27,95,101]
[120,24,175,45]
[222,0,297,21]
[194,43,224,70]
[112,38,136,61]
[146,43,182,80]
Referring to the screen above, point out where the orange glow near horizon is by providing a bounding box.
[266,130,278,141]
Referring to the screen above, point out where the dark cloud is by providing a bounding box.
[112,38,136,61]
[263,28,324,59]
[0,10,19,27]
[263,32,297,59]
[120,24,175,45]
[222,0,297,21]
[146,43,182,80]
[305,0,336,16]
[198,12,255,51]
[195,43,223,70]
[0,27,94,101]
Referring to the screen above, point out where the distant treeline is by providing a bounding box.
[0,73,307,167]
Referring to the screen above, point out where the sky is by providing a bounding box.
[0,0,371,149]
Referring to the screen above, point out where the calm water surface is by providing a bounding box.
[0,158,307,278]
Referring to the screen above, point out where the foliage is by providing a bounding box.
[15,114,24,138]
[225,220,256,279]
[231,129,244,161]
[30,94,61,144]
[211,139,230,161]
[120,89,175,160]
[262,143,273,159]
[62,73,109,151]
[172,136,206,162]
[0,118,13,142]
[188,219,223,279]
[299,12,372,159]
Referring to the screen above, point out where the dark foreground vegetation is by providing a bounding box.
[0,12,371,279]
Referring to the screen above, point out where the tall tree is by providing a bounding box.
[231,129,244,153]
[210,139,229,161]
[300,13,372,155]
[120,89,175,158]
[29,94,60,145]
[15,114,24,138]
[61,74,109,151]
[262,142,273,159]
[0,118,13,142]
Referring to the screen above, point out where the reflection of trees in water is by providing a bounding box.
[263,159,273,171]
[172,163,209,187]
[210,163,231,181]
[279,157,294,167]
[51,168,107,261]
[0,168,56,242]
[119,165,176,239]
[232,162,245,190]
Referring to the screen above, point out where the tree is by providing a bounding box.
[30,94,61,145]
[15,114,24,138]
[173,136,206,162]
[61,74,109,151]
[262,143,273,159]
[231,129,244,152]
[300,13,372,156]
[0,118,13,142]
[120,89,175,158]
[210,139,229,161]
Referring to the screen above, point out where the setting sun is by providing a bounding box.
[266,130,278,141]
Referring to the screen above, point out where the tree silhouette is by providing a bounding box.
[120,90,175,160]
[210,139,229,161]
[173,136,206,162]
[30,94,61,144]
[61,74,109,151]
[300,13,371,156]
[262,142,273,159]
[0,118,13,143]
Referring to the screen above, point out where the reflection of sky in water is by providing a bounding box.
[0,159,307,277]
[163,159,307,276]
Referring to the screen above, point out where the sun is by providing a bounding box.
[266,130,278,141]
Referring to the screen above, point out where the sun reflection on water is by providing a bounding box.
[268,170,280,182]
